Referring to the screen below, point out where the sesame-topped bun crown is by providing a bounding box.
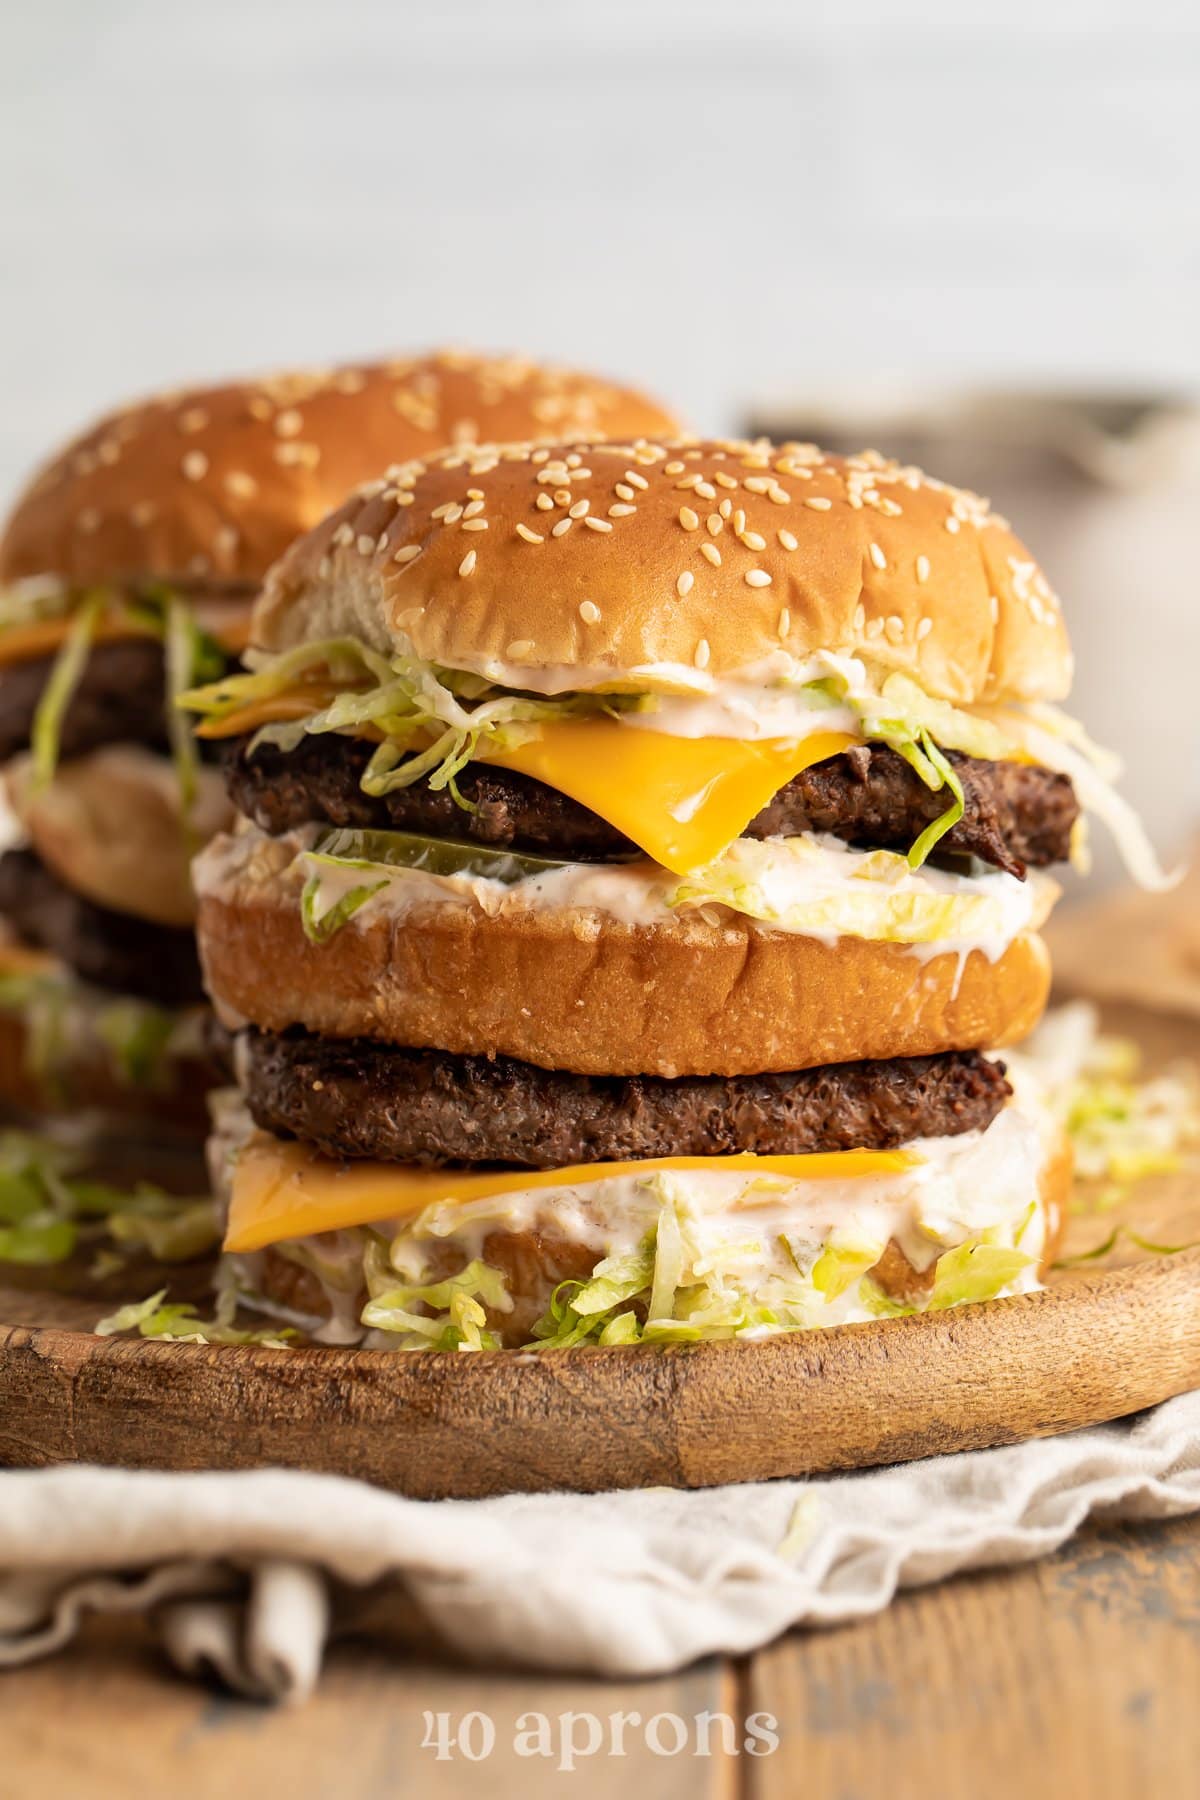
[255,437,1073,705]
[0,351,680,596]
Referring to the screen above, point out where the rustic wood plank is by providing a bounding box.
[745,1513,1200,1800]
[0,1623,739,1799]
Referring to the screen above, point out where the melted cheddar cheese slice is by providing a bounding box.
[480,722,856,874]
[0,609,251,668]
[225,1131,922,1253]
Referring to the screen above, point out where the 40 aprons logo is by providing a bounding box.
[421,1707,780,1769]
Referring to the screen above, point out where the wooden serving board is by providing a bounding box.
[1,998,1197,1500]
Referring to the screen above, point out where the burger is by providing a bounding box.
[0,353,679,1134]
[186,437,1167,1349]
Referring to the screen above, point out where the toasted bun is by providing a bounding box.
[197,877,1051,1076]
[249,1123,1072,1347]
[255,437,1072,705]
[0,351,680,597]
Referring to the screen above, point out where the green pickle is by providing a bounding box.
[309,827,574,884]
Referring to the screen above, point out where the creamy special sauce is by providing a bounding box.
[194,822,1055,960]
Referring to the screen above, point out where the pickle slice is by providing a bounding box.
[308,826,575,884]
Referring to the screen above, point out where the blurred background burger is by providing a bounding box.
[0,353,680,1145]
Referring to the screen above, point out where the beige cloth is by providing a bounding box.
[3,1391,1200,1704]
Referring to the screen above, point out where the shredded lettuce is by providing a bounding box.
[361,1259,511,1352]
[299,872,388,944]
[927,1240,1033,1308]
[30,591,105,791]
[95,1283,295,1346]
[0,1130,217,1268]
[669,836,1025,944]
[180,635,644,812]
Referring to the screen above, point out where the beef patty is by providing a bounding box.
[0,849,205,1006]
[240,1028,1011,1167]
[0,640,172,763]
[222,732,1077,878]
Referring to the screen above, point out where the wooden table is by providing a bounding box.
[2,1510,1198,1797]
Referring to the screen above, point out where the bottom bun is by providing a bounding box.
[222,1094,1071,1350]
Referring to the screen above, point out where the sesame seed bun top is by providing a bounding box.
[254,437,1073,705]
[0,350,681,599]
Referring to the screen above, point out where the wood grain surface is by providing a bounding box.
[0,1000,1196,1498]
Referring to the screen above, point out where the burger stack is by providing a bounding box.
[184,436,1109,1350]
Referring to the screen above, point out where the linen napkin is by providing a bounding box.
[2,1389,1200,1703]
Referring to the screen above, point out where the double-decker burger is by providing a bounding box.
[0,353,677,1132]
[187,437,1165,1349]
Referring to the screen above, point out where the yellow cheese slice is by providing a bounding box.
[0,618,156,668]
[480,722,856,874]
[0,608,250,670]
[225,1130,922,1253]
[193,682,353,739]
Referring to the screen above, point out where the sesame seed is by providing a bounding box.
[579,600,602,624]
[536,493,555,511]
[733,509,746,534]
[615,483,635,502]
[917,616,933,639]
[885,615,904,642]
[805,496,832,511]
[867,617,885,639]
[467,488,484,501]
[515,524,544,543]
[332,522,355,546]
[679,507,700,531]
[463,498,485,517]
[744,476,771,494]
[694,638,711,669]
[777,608,791,637]
[568,499,589,520]
[916,555,931,583]
[274,409,303,438]
[714,471,739,489]
[665,460,686,475]
[181,451,208,481]
[745,569,772,588]
[555,489,573,506]
[443,504,464,524]
[461,518,488,531]
[946,516,961,534]
[694,481,717,501]
[375,533,389,554]
[990,594,1000,622]
[459,550,478,577]
[768,486,790,505]
[853,604,866,630]
[608,504,636,518]
[551,518,572,538]
[677,571,695,597]
[740,530,767,551]
[356,535,375,556]
[869,543,887,570]
[584,517,612,532]
[393,544,422,563]
[700,542,722,566]
[624,470,649,489]
[707,514,723,536]
[178,407,208,434]
[719,498,732,519]
[778,530,798,551]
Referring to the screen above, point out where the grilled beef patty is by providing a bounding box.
[0,848,205,1006]
[239,1029,1011,1168]
[0,640,171,764]
[221,732,1077,878]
